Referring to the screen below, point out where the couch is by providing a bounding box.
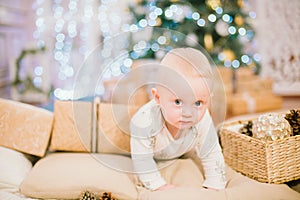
[0,98,299,200]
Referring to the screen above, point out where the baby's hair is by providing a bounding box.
[156,47,214,94]
[160,47,213,79]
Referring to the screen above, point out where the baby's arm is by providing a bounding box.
[130,100,175,191]
[131,136,168,190]
[200,142,227,190]
[196,111,227,190]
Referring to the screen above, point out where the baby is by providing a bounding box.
[130,47,227,191]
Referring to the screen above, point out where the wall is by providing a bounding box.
[0,0,35,98]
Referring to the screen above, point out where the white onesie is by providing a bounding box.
[130,100,227,190]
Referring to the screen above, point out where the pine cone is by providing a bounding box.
[80,191,97,200]
[99,192,117,200]
[239,120,253,137]
[285,109,300,136]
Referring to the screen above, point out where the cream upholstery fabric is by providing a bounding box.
[97,103,139,155]
[0,98,53,157]
[20,153,137,200]
[50,101,93,152]
[0,146,32,192]
[49,101,138,154]
[19,152,300,200]
[139,161,300,200]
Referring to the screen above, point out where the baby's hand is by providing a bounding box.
[156,184,176,191]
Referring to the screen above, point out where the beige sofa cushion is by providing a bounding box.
[20,153,138,200]
[0,98,53,157]
[140,164,300,200]
[19,152,300,200]
[139,151,300,200]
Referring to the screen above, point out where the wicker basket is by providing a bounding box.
[220,121,300,184]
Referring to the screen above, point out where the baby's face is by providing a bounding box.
[152,51,212,133]
[154,76,210,131]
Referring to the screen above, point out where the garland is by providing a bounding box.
[12,46,46,94]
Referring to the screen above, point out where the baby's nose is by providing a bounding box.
[182,106,193,117]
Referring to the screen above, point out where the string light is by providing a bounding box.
[228,26,237,34]
[232,60,240,68]
[33,0,131,100]
[222,14,232,23]
[241,55,250,63]
[192,12,200,20]
[249,11,256,19]
[215,7,223,14]
[208,14,217,22]
[32,0,46,89]
[238,27,247,36]
[197,19,205,26]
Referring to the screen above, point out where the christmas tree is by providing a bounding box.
[128,0,260,72]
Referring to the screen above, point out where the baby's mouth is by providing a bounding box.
[178,120,193,124]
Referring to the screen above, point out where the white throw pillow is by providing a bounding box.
[0,146,32,192]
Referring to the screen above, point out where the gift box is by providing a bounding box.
[235,67,256,82]
[102,59,156,106]
[216,67,233,85]
[215,67,234,113]
[235,77,273,95]
[102,76,150,106]
[220,119,300,184]
[228,93,282,116]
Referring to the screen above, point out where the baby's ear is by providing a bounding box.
[151,88,160,104]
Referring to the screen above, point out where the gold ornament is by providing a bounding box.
[237,0,244,8]
[206,0,221,10]
[156,17,162,26]
[252,113,292,141]
[234,15,244,26]
[222,49,235,61]
[204,33,214,52]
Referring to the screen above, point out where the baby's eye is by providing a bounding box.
[174,99,183,106]
[195,101,202,107]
